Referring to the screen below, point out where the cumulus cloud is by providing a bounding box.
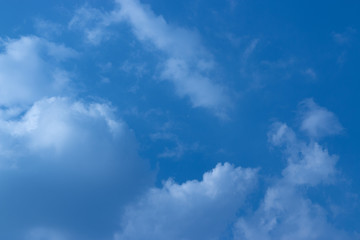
[269,123,338,186]
[0,96,153,240]
[299,99,343,138]
[112,100,355,240]
[235,182,351,240]
[0,97,139,170]
[70,0,230,117]
[0,35,147,173]
[0,36,76,107]
[0,35,153,240]
[234,102,352,240]
[115,163,257,240]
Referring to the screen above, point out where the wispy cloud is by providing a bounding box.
[70,0,231,117]
[332,27,357,65]
[68,5,117,45]
[332,27,357,45]
[34,19,64,39]
[26,228,68,240]
[242,39,259,64]
[303,68,317,80]
[150,132,199,159]
[298,98,343,139]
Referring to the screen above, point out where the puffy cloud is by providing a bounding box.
[0,35,153,239]
[0,36,76,107]
[299,99,343,138]
[70,0,230,117]
[0,97,137,169]
[235,182,351,240]
[0,34,148,174]
[269,123,338,186]
[234,102,352,240]
[115,163,257,240]
[0,97,153,239]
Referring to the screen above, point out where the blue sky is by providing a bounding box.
[0,0,359,239]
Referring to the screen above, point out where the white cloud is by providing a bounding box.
[234,104,351,240]
[70,0,230,117]
[269,122,338,186]
[160,58,228,113]
[299,99,343,138]
[235,182,351,240]
[0,34,156,239]
[115,163,257,240]
[0,97,147,174]
[0,36,76,107]
[0,96,153,239]
[116,0,230,115]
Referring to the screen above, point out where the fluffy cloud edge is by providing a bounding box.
[114,162,258,240]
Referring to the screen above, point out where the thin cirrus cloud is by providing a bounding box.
[69,5,114,45]
[70,0,231,117]
[115,162,258,240]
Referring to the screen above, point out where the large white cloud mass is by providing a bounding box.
[0,36,76,107]
[0,97,145,173]
[0,35,152,240]
[114,163,257,240]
